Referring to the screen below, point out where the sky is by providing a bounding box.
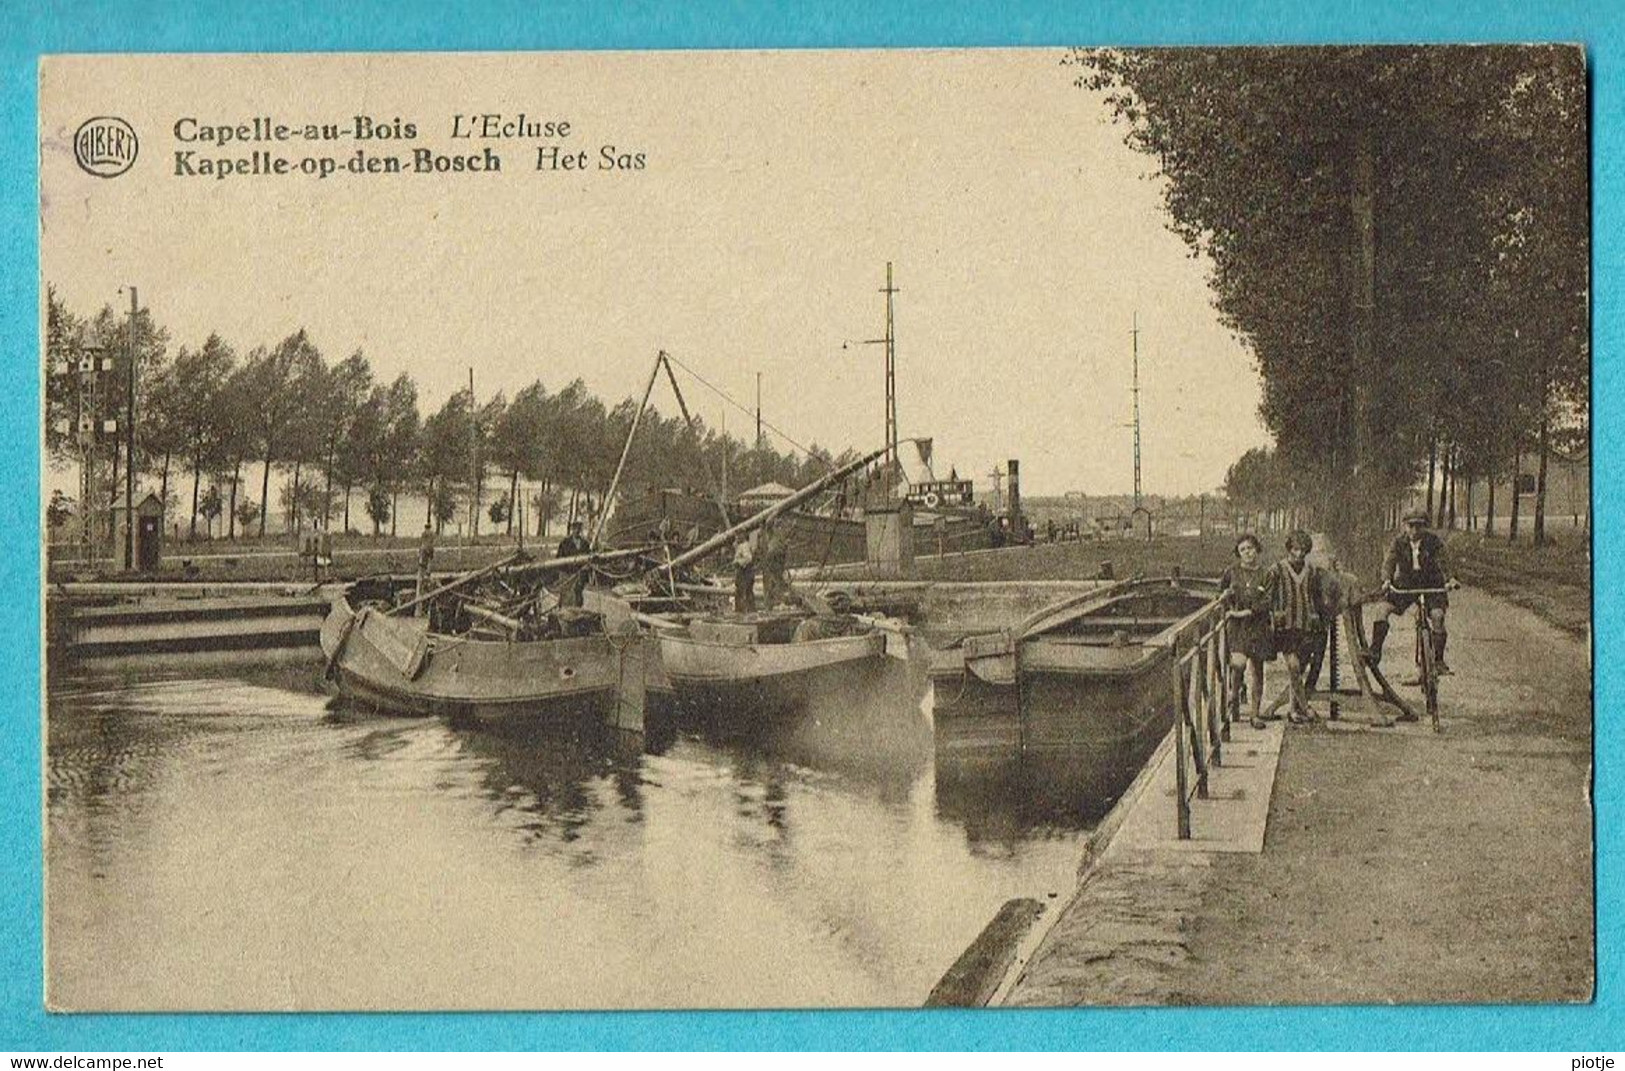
[41,49,1271,499]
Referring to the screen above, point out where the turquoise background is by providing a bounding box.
[4,0,1616,1051]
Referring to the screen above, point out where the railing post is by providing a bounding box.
[1186,654,1209,800]
[1218,613,1233,740]
[1174,661,1191,840]
[1205,626,1223,766]
[1194,638,1212,771]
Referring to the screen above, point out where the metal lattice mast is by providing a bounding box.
[1131,311,1142,516]
[468,367,478,538]
[883,262,898,480]
[65,329,112,565]
[123,288,137,571]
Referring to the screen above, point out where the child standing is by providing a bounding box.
[1221,533,1273,730]
[1268,530,1322,724]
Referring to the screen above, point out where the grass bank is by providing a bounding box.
[49,530,1386,595]
[905,534,1248,583]
[47,537,530,585]
[1445,529,1590,637]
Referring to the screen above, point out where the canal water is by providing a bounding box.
[46,655,1093,1011]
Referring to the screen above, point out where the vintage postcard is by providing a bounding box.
[40,47,1591,1012]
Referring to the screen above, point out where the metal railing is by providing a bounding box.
[1171,603,1233,840]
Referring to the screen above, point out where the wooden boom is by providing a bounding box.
[386,545,659,617]
[663,444,891,575]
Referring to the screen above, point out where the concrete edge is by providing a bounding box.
[1078,726,1180,875]
[983,725,1180,1007]
[923,898,1045,1007]
[54,581,340,597]
[791,578,1110,592]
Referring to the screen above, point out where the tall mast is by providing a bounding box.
[592,350,665,546]
[883,262,898,489]
[849,264,900,499]
[1131,311,1142,516]
[468,367,478,538]
[123,287,137,571]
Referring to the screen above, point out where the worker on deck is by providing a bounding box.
[758,518,790,607]
[414,521,436,614]
[732,532,757,614]
[312,521,333,584]
[555,519,592,608]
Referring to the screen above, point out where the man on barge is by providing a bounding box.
[555,519,592,608]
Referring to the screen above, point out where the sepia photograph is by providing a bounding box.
[38,44,1590,1017]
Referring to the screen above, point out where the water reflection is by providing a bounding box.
[934,764,1115,843]
[928,668,1127,846]
[448,719,651,846]
[674,656,933,793]
[47,656,1091,1010]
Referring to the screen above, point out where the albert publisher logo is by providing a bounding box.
[73,116,138,178]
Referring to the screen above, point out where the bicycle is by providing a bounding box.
[1387,584,1451,732]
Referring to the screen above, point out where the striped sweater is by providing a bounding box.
[1270,560,1321,632]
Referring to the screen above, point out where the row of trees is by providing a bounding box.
[1080,46,1588,557]
[45,292,847,542]
[1223,439,1575,544]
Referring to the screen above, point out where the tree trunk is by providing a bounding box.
[391,489,399,537]
[1425,435,1437,522]
[324,436,336,528]
[508,469,519,536]
[109,444,121,544]
[343,481,352,533]
[1486,466,1497,538]
[228,459,241,540]
[1437,445,1449,529]
[1446,447,1457,530]
[1443,442,1456,529]
[259,449,273,538]
[290,459,303,534]
[1464,475,1474,532]
[1509,448,1522,543]
[160,450,172,519]
[190,456,203,540]
[1343,127,1379,575]
[1535,410,1550,547]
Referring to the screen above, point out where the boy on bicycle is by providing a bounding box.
[1368,510,1459,676]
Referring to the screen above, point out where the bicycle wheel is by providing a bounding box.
[1418,623,1441,732]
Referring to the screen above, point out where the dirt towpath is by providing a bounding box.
[1005,584,1593,1005]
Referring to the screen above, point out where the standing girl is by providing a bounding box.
[1221,533,1273,730]
[1267,530,1322,724]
